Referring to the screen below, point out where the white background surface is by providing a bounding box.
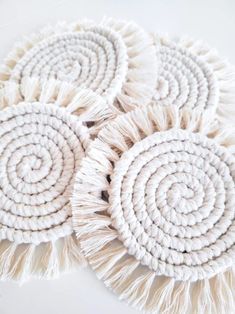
[0,1,234,313]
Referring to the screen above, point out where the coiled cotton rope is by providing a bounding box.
[153,35,235,123]
[72,104,235,314]
[0,79,107,282]
[0,18,158,112]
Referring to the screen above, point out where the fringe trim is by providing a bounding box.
[84,234,235,314]
[100,17,158,112]
[88,243,126,279]
[0,234,86,283]
[91,242,235,314]
[97,104,226,155]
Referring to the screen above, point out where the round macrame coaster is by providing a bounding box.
[0,18,157,112]
[0,79,108,282]
[72,104,235,314]
[153,34,235,123]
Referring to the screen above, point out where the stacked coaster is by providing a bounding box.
[0,80,108,281]
[0,18,157,111]
[0,17,235,314]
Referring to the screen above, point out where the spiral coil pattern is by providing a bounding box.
[155,39,219,110]
[109,129,235,281]
[10,26,127,102]
[0,103,88,245]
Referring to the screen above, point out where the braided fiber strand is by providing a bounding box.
[72,104,235,314]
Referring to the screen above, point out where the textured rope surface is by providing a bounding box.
[0,102,89,245]
[153,35,235,117]
[109,129,235,281]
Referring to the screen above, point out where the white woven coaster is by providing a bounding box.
[153,35,235,123]
[0,80,107,282]
[0,18,157,112]
[72,104,235,314]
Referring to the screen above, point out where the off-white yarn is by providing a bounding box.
[0,80,108,282]
[0,78,112,133]
[153,35,235,123]
[0,18,157,111]
[72,104,235,314]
